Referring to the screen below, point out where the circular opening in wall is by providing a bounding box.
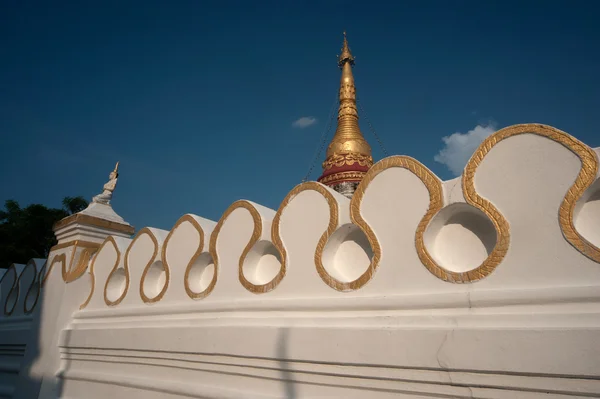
[574,179,600,248]
[5,287,18,315]
[24,282,40,314]
[142,261,167,301]
[187,252,215,295]
[106,268,127,304]
[424,203,497,273]
[242,240,282,286]
[321,224,374,283]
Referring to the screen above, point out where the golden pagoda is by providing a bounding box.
[317,32,374,198]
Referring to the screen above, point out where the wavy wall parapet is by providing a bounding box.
[0,259,46,317]
[58,124,600,399]
[0,258,46,398]
[2,123,600,398]
[62,124,599,313]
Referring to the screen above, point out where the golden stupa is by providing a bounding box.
[317,32,374,198]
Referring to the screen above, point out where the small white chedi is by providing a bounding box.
[76,162,130,226]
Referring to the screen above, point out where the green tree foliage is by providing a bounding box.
[62,196,88,214]
[0,196,88,269]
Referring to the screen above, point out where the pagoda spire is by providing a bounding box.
[317,32,374,198]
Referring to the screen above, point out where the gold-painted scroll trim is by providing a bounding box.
[53,213,135,235]
[464,123,600,264]
[205,209,229,298]
[208,201,283,295]
[416,155,491,282]
[336,164,389,290]
[42,252,67,287]
[167,215,214,300]
[44,240,100,284]
[273,182,342,291]
[24,259,46,314]
[3,264,22,316]
[117,228,160,305]
[322,153,374,170]
[271,184,327,292]
[352,155,507,284]
[138,230,166,304]
[81,237,121,310]
[236,202,284,294]
[273,181,382,292]
[50,239,100,252]
[64,244,101,283]
[103,228,159,307]
[319,171,367,185]
[0,264,19,315]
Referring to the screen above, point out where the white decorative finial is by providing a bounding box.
[92,161,120,205]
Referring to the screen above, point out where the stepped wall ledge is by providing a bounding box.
[2,123,600,398]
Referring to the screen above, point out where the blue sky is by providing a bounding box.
[1,1,598,231]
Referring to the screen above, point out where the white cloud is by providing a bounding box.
[434,124,497,176]
[292,116,317,128]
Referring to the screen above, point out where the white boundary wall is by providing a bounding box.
[1,124,599,398]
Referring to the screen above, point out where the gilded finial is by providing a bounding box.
[317,32,373,198]
[338,31,355,69]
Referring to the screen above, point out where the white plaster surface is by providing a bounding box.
[86,237,132,310]
[322,223,373,282]
[118,227,169,307]
[54,201,133,244]
[163,214,217,302]
[0,261,37,398]
[80,202,130,225]
[1,127,599,398]
[574,177,600,247]
[12,260,40,317]
[425,203,496,273]
[54,221,131,242]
